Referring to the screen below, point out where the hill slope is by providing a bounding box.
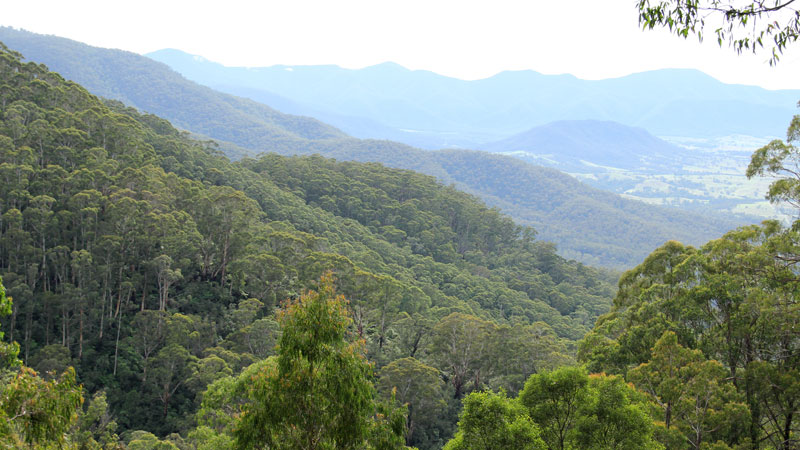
[323,147,745,267]
[480,120,692,171]
[0,27,345,156]
[0,28,750,268]
[0,43,618,444]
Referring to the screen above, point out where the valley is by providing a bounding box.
[0,26,754,269]
[500,131,784,219]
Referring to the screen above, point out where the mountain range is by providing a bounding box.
[0,26,751,268]
[147,48,800,149]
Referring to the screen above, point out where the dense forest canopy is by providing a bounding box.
[0,21,798,448]
[0,43,620,448]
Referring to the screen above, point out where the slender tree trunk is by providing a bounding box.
[113,284,131,376]
[61,304,67,346]
[9,301,17,342]
[99,294,105,340]
[141,272,148,311]
[782,409,793,450]
[113,309,123,376]
[665,402,672,429]
[78,302,84,359]
[45,295,51,346]
[24,307,32,364]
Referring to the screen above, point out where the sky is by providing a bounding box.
[2,0,800,90]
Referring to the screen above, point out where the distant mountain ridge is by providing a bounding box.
[147,48,800,149]
[0,27,751,268]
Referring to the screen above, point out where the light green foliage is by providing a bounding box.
[630,332,749,449]
[446,369,659,450]
[0,366,83,448]
[187,426,235,450]
[576,375,660,450]
[367,391,409,450]
[234,274,405,450]
[0,275,20,369]
[127,431,180,450]
[196,358,276,437]
[579,240,696,375]
[628,331,705,430]
[430,313,496,399]
[443,390,546,450]
[582,217,799,448]
[519,366,588,450]
[73,390,124,449]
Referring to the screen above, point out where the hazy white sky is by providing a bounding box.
[3,0,800,90]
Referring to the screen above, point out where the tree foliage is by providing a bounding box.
[581,215,800,449]
[444,368,659,450]
[747,110,800,211]
[0,41,613,445]
[637,0,800,64]
[234,273,397,449]
[443,390,546,450]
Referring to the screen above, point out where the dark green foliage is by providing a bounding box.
[0,42,612,444]
[378,357,448,447]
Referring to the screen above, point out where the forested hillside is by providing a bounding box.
[1,28,799,450]
[0,27,344,157]
[0,43,617,448]
[0,27,748,269]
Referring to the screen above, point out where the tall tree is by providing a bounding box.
[575,374,659,450]
[443,390,546,450]
[430,312,495,398]
[519,366,588,450]
[379,357,447,446]
[234,273,405,450]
